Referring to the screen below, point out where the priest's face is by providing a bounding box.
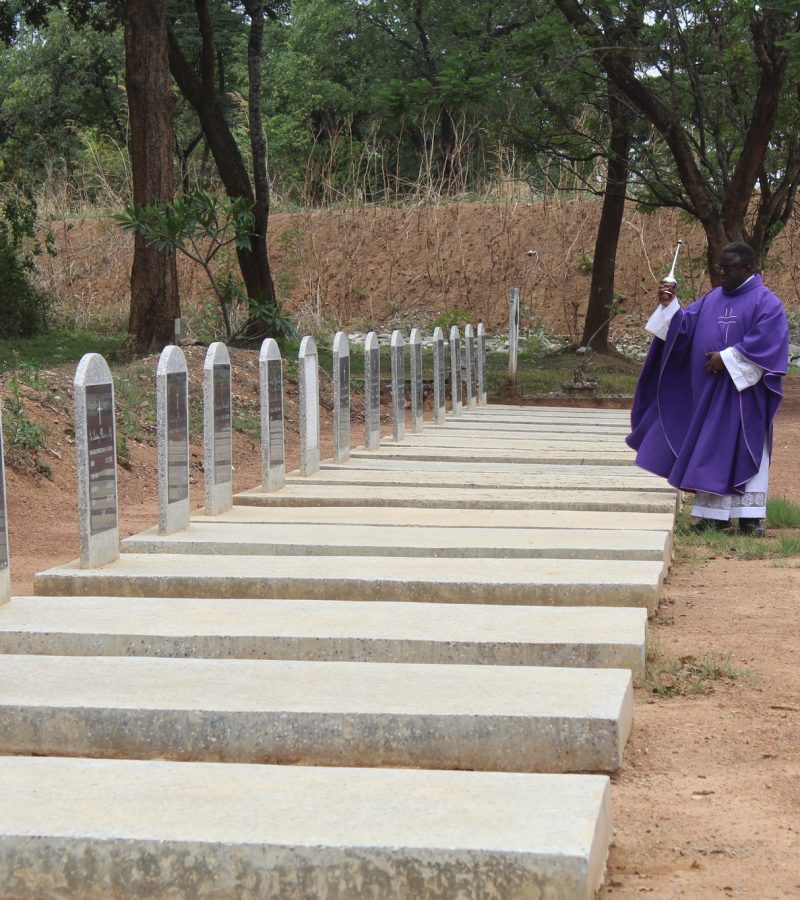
[717,252,752,291]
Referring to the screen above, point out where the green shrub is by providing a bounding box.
[0,191,54,338]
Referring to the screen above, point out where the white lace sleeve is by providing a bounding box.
[645,298,680,340]
[720,347,764,391]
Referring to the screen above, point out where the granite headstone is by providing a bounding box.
[364,332,381,450]
[332,332,351,464]
[409,328,424,433]
[298,335,321,475]
[203,342,233,515]
[259,338,286,492]
[390,330,406,442]
[156,346,190,534]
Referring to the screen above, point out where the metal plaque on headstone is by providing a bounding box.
[86,383,117,535]
[157,346,190,535]
[449,325,463,416]
[477,322,487,405]
[259,338,285,492]
[203,342,233,515]
[433,326,446,425]
[213,364,232,484]
[74,353,119,568]
[364,332,381,450]
[268,361,285,468]
[166,372,189,504]
[299,335,320,475]
[409,328,423,433]
[390,330,405,442]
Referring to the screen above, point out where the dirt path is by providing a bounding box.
[4,365,800,898]
[605,377,800,898]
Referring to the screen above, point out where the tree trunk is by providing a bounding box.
[581,87,633,351]
[239,0,278,338]
[167,0,276,327]
[125,0,179,350]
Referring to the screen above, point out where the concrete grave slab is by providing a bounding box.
[121,520,671,563]
[0,655,633,772]
[311,462,673,493]
[35,553,664,613]
[233,482,675,513]
[348,445,635,465]
[195,503,676,533]
[0,757,613,898]
[0,596,648,675]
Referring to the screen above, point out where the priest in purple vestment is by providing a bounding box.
[627,242,789,535]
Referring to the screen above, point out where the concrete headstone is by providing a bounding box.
[156,346,190,535]
[74,353,119,568]
[203,342,233,515]
[333,332,351,464]
[259,339,285,492]
[409,328,423,433]
[364,332,381,450]
[477,322,487,405]
[298,336,320,476]
[465,324,477,410]
[508,287,520,384]
[432,326,446,425]
[0,405,10,604]
[390,330,405,442]
[449,325,463,416]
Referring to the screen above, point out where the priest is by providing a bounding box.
[627,242,790,535]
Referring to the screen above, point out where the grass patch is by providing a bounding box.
[0,329,125,373]
[645,636,758,697]
[674,503,800,561]
[767,496,800,529]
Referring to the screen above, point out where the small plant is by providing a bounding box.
[2,376,50,476]
[116,192,295,341]
[767,496,800,529]
[646,641,757,698]
[430,308,473,331]
[575,250,594,273]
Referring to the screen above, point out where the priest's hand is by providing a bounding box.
[657,282,676,306]
[705,351,724,374]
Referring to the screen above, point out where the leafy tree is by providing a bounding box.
[0,190,55,337]
[2,0,180,350]
[553,0,800,270]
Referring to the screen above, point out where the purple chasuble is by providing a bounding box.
[627,275,789,495]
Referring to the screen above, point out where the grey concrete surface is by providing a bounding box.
[0,596,647,675]
[234,483,675,513]
[34,553,664,613]
[193,504,675,532]
[0,757,612,899]
[0,655,632,772]
[120,521,671,563]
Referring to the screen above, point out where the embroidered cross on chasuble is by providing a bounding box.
[717,307,737,343]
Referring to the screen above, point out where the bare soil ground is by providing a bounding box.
[3,356,800,899]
